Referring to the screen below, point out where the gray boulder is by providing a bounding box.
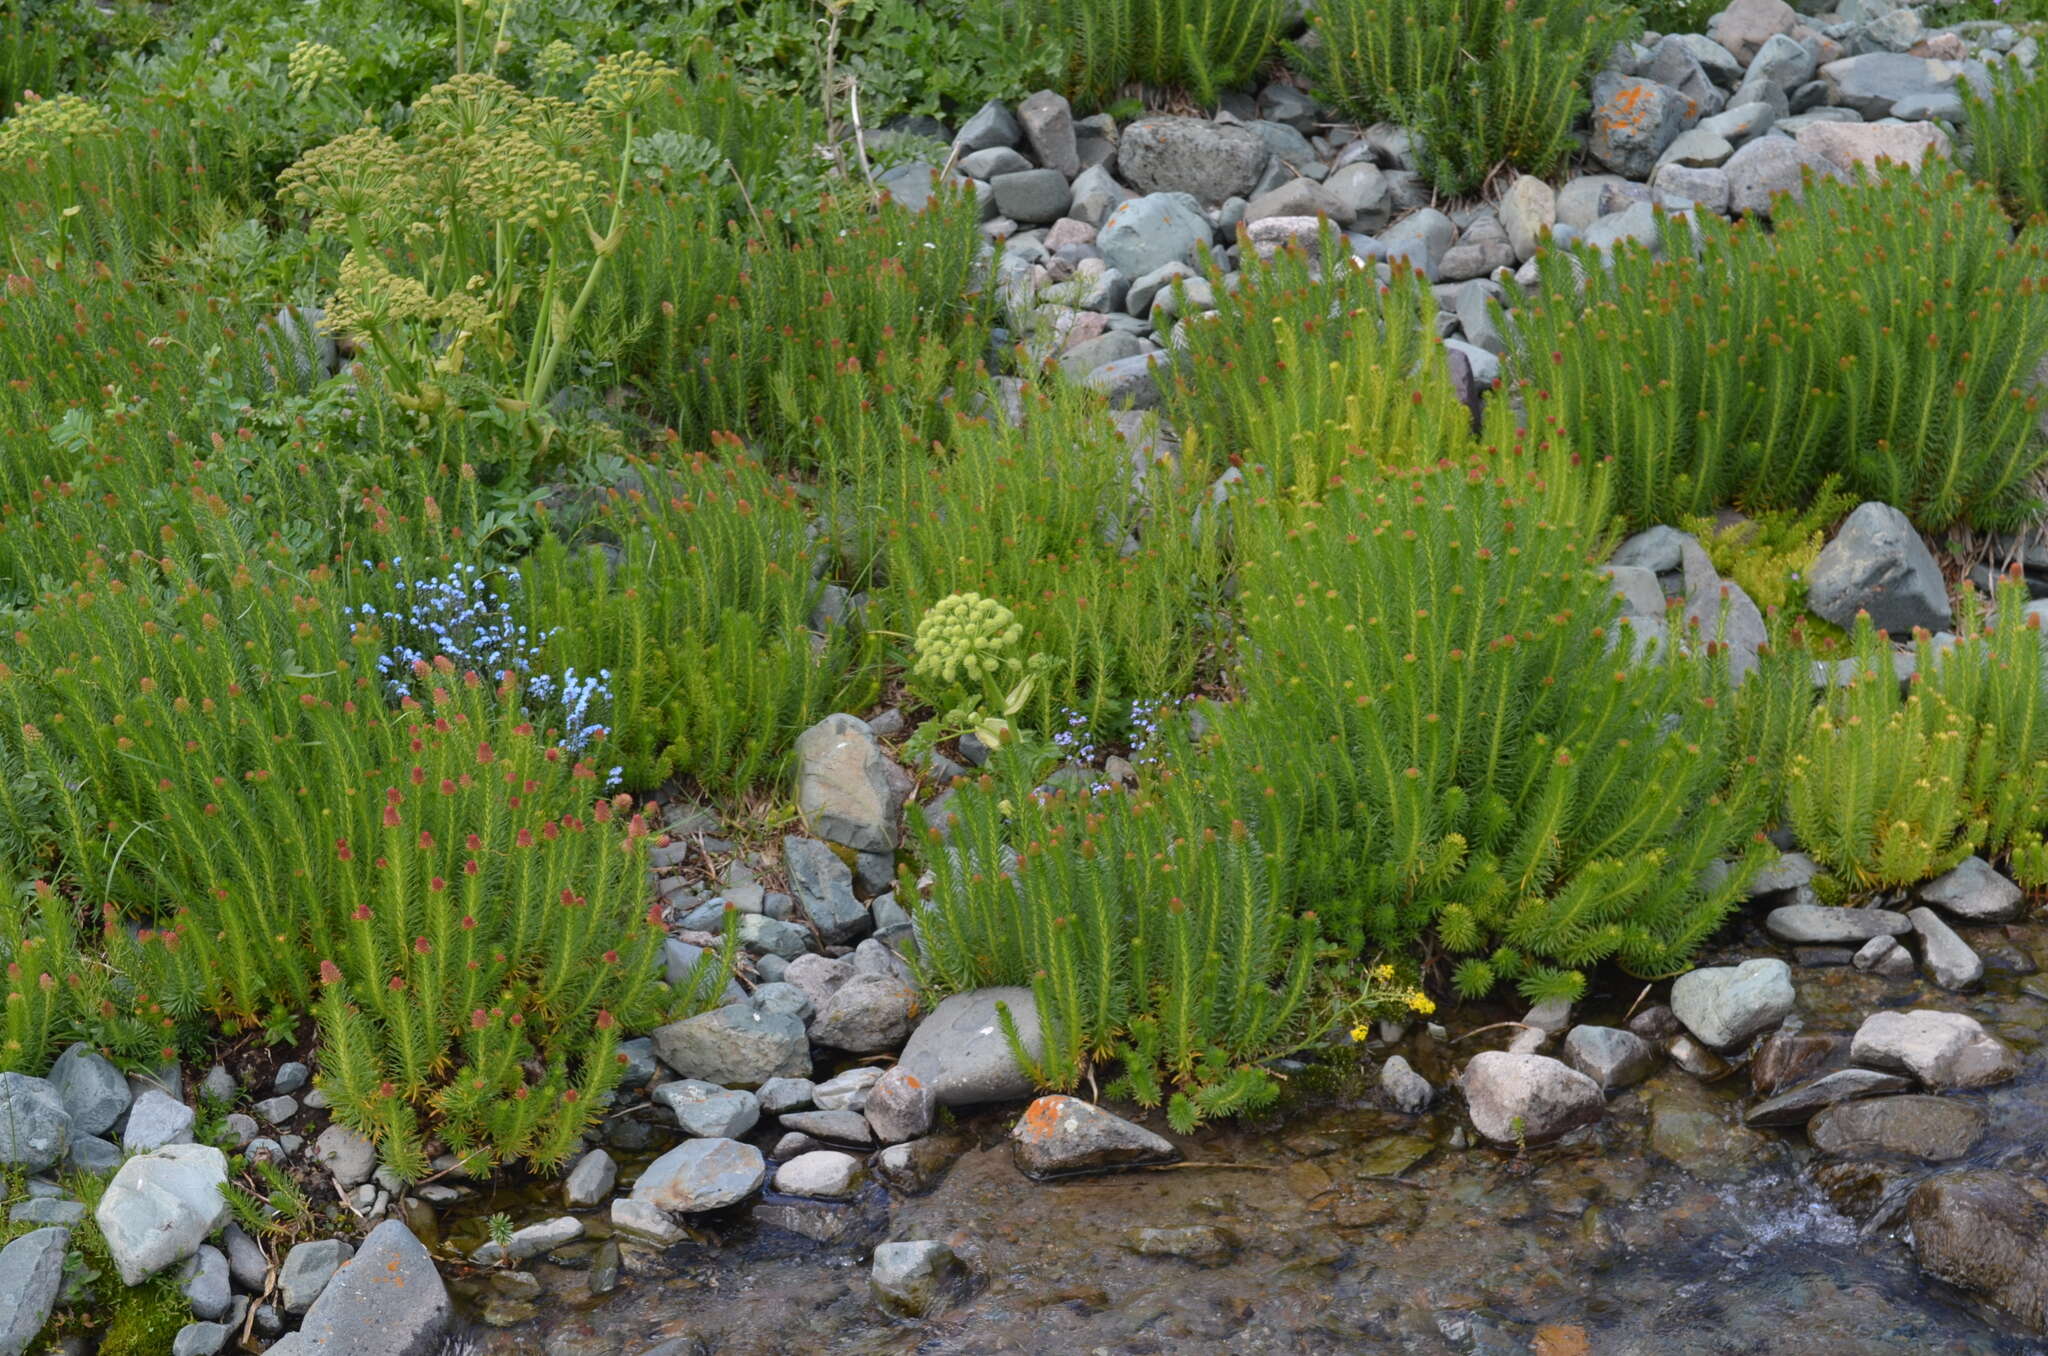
[96,1142,229,1285]
[1068,165,1132,229]
[48,1043,129,1137]
[279,1238,353,1315]
[1743,1067,1914,1127]
[1118,117,1269,205]
[1724,135,1847,217]
[1908,1171,2048,1332]
[1854,934,1917,976]
[1245,177,1347,226]
[1380,1054,1434,1113]
[632,1138,767,1213]
[312,1123,377,1189]
[122,1087,194,1153]
[784,834,872,945]
[954,100,1020,154]
[1821,53,1970,120]
[1750,33,1815,93]
[1098,193,1210,280]
[1807,502,1951,635]
[783,953,854,1015]
[1460,1052,1605,1145]
[653,1080,761,1139]
[1909,907,1983,990]
[1588,75,1695,179]
[0,1075,69,1173]
[777,1109,875,1146]
[897,987,1044,1106]
[564,1149,616,1207]
[773,1149,865,1200]
[173,1322,229,1356]
[795,714,911,854]
[864,1066,936,1144]
[1918,856,2023,923]
[991,168,1072,225]
[1809,1094,1985,1161]
[871,1240,961,1318]
[1010,1095,1179,1178]
[1670,957,1795,1050]
[809,972,919,1053]
[1708,0,1798,66]
[295,1220,449,1356]
[177,1243,230,1320]
[1498,174,1555,260]
[1380,208,1457,282]
[1764,904,1911,944]
[1325,162,1392,232]
[1561,1026,1659,1092]
[1017,89,1079,180]
[1850,1009,2018,1088]
[0,1227,68,1356]
[651,1005,810,1087]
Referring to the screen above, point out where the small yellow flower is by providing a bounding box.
[1348,1024,1369,1043]
[1406,990,1436,1016]
[1372,963,1395,983]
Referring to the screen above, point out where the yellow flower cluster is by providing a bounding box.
[323,249,496,346]
[0,93,115,166]
[533,40,582,85]
[463,130,597,232]
[913,593,1025,687]
[412,72,530,145]
[276,125,415,235]
[288,41,346,94]
[582,50,677,116]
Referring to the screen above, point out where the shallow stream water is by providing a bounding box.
[449,917,2048,1356]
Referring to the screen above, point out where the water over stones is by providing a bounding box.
[1010,1096,1179,1179]
[1124,1224,1239,1267]
[870,1240,962,1318]
[1850,1009,2019,1089]
[1648,1078,1772,1181]
[1808,1094,1985,1161]
[1908,1171,2048,1332]
[1460,1052,1605,1145]
[1743,1068,1913,1127]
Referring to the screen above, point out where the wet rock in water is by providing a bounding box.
[48,1043,130,1138]
[1908,907,1983,990]
[631,1138,768,1214]
[1850,1009,2019,1089]
[589,1238,621,1296]
[812,1067,883,1112]
[294,1220,451,1356]
[1918,856,2023,923]
[96,1143,229,1285]
[1124,1225,1238,1267]
[1460,1052,1605,1145]
[609,1199,686,1247]
[0,1075,70,1173]
[874,1135,967,1196]
[651,1005,810,1088]
[1907,1170,2048,1332]
[795,714,911,854]
[1763,904,1910,945]
[0,1226,69,1356]
[779,1109,876,1147]
[1811,1158,1916,1222]
[897,987,1044,1106]
[653,1080,761,1139]
[809,972,920,1053]
[1647,1080,1771,1182]
[1670,957,1795,1051]
[564,1149,616,1208]
[871,1240,962,1319]
[1853,934,1915,977]
[756,1076,815,1117]
[1749,1030,1842,1096]
[1561,1026,1658,1092]
[773,1150,865,1200]
[1380,1054,1434,1113]
[1010,1096,1180,1178]
[1628,1005,1681,1042]
[1743,1068,1913,1127]
[864,1066,936,1144]
[1795,947,1855,967]
[503,1216,583,1263]
[1809,1094,1985,1162]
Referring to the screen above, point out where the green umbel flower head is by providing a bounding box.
[582,50,677,117]
[288,41,346,95]
[913,593,1024,687]
[277,125,415,236]
[0,93,115,167]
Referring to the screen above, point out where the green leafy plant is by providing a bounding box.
[1296,0,1633,194]
[1961,57,2048,224]
[1499,165,2048,532]
[1678,479,1857,615]
[903,592,1055,758]
[1030,0,1285,107]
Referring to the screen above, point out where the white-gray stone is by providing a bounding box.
[1670,958,1795,1051]
[631,1138,767,1214]
[1807,502,1952,636]
[1909,906,1983,990]
[809,971,919,1053]
[0,1075,70,1173]
[564,1149,617,1208]
[279,1239,353,1314]
[1460,1052,1605,1144]
[313,1123,378,1189]
[897,987,1044,1106]
[178,1243,231,1320]
[1098,193,1211,280]
[96,1143,230,1286]
[1380,1054,1434,1113]
[1117,116,1269,205]
[122,1087,194,1153]
[48,1043,129,1138]
[1851,1009,2018,1089]
[863,1065,936,1144]
[871,1240,960,1318]
[773,1149,865,1200]
[654,1080,761,1139]
[1918,856,2024,923]
[1562,1026,1659,1091]
[610,1197,685,1246]
[651,1005,810,1088]
[0,1226,68,1356]
[1765,904,1912,944]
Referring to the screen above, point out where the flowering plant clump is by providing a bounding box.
[907,592,1056,761]
[287,40,347,96]
[0,92,115,165]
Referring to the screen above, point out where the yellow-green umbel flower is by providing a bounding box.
[913,592,1025,687]
[412,72,531,145]
[516,95,604,161]
[463,130,596,232]
[277,125,414,236]
[582,49,676,117]
[534,39,582,86]
[323,248,439,340]
[288,40,346,95]
[0,93,115,166]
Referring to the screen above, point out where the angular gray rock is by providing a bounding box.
[1908,907,1983,990]
[1723,135,1847,217]
[1010,1095,1179,1178]
[1708,0,1798,66]
[953,100,1020,154]
[1850,1009,2019,1088]
[564,1149,616,1207]
[813,1067,882,1111]
[123,1087,194,1153]
[653,1080,761,1139]
[631,1138,768,1213]
[1380,1054,1434,1113]
[777,1109,875,1146]
[1743,1067,1915,1127]
[864,1065,936,1144]
[1380,208,1457,282]
[1324,162,1391,232]
[783,952,853,1015]
[313,1122,378,1189]
[1017,89,1079,180]
[178,1243,230,1320]
[1562,1026,1659,1092]
[1764,904,1912,944]
[652,1005,810,1088]
[757,1076,815,1116]
[1907,1171,2048,1332]
[0,1226,68,1356]
[784,834,872,945]
[1118,117,1269,205]
[809,972,919,1053]
[1460,1052,1606,1145]
[1810,1094,1986,1161]
[1853,933,1916,976]
[1588,75,1695,179]
[1067,165,1132,230]
[991,168,1072,225]
[294,1220,450,1356]
[773,1150,865,1200]
[795,714,911,854]
[1918,857,2023,923]
[1820,53,1968,120]
[96,1143,230,1286]
[871,1240,960,1318]
[279,1238,353,1314]
[749,980,814,1024]
[610,1197,686,1246]
[48,1043,129,1138]
[1670,958,1796,1051]
[1807,502,1951,635]
[897,987,1044,1106]
[1098,192,1210,280]
[0,1075,69,1173]
[173,1322,230,1356]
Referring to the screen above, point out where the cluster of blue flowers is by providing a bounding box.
[365,560,622,788]
[1050,706,1097,764]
